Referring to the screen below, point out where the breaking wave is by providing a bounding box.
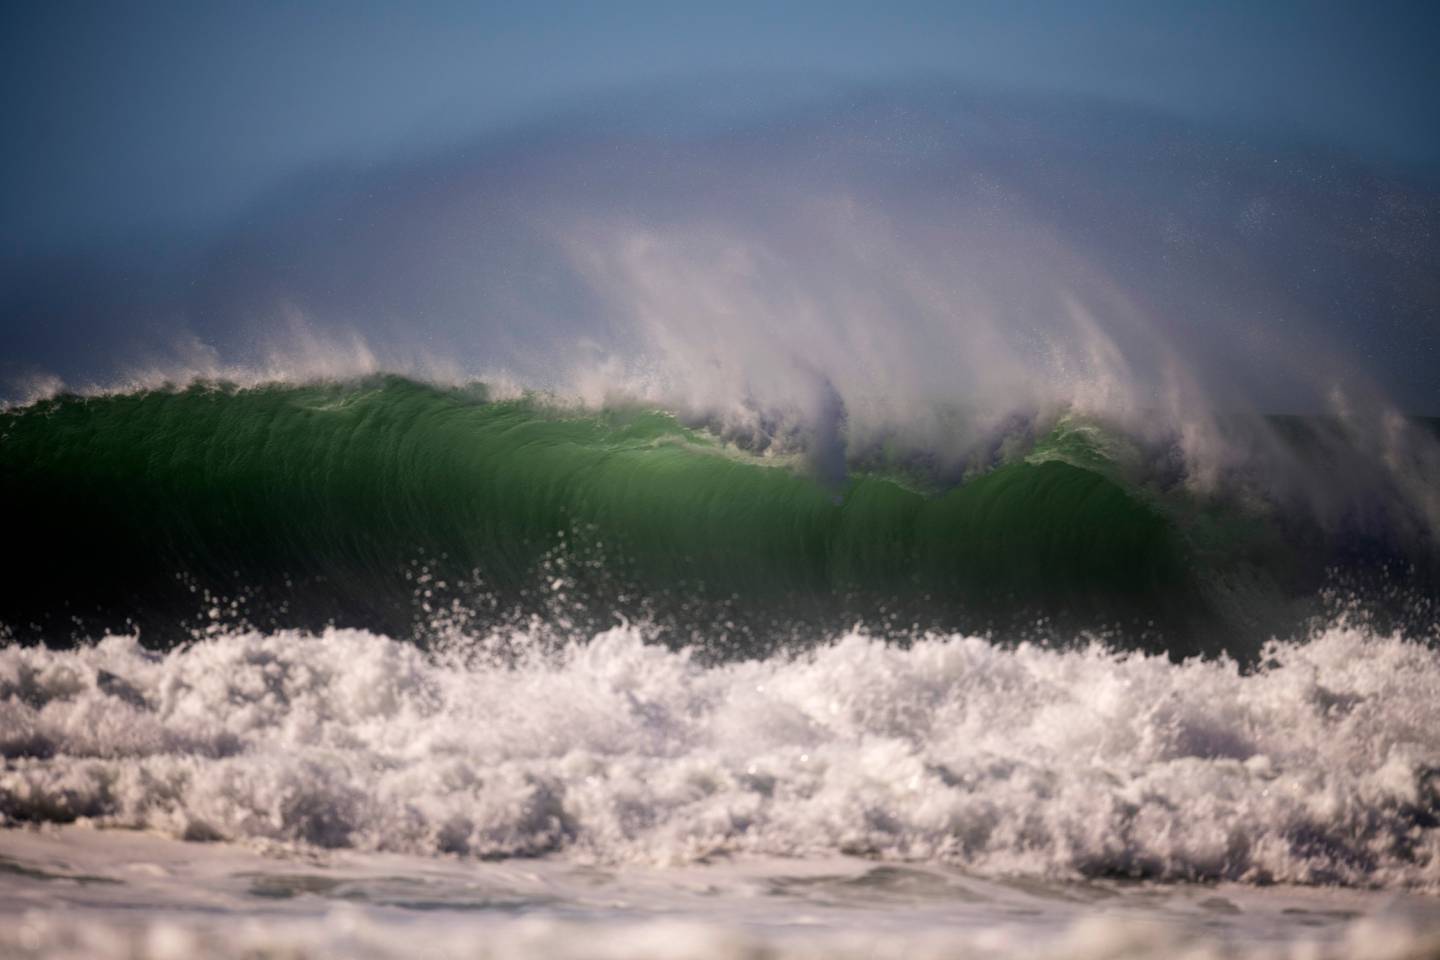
[2,621,1439,887]
[3,375,1437,657]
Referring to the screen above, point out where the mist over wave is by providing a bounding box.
[4,88,1438,517]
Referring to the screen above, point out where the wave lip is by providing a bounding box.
[2,621,1438,886]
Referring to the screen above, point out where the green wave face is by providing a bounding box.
[0,376,1288,657]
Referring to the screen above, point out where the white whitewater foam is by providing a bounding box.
[2,622,1439,885]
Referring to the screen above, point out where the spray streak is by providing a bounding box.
[4,91,1436,526]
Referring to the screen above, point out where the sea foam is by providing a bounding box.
[2,623,1438,886]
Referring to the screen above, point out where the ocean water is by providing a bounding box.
[3,614,1440,957]
[3,377,1440,957]
[4,827,1440,959]
[5,377,1437,655]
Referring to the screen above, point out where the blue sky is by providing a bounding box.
[4,0,1438,255]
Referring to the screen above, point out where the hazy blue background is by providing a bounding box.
[5,0,1438,256]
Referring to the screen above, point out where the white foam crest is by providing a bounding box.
[3,622,1438,886]
[558,204,1228,476]
[551,202,1440,529]
[1,310,486,408]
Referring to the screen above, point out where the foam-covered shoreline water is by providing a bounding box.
[5,827,1439,960]
[4,621,1438,886]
